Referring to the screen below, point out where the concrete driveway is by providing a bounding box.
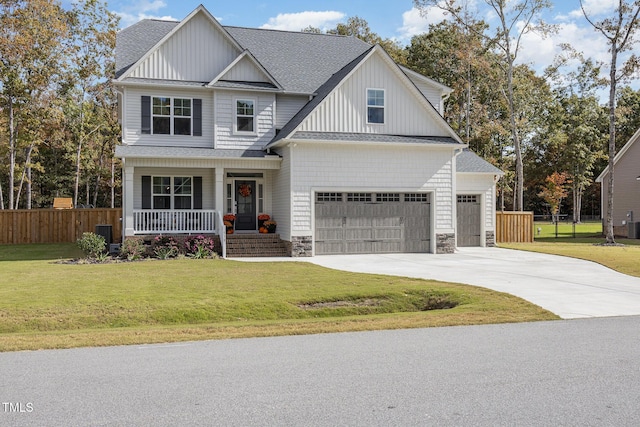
[303,247,640,319]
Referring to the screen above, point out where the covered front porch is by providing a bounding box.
[116,145,282,239]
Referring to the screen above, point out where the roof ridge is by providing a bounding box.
[222,24,371,41]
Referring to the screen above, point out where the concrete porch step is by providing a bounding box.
[225,234,290,257]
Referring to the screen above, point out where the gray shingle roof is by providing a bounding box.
[116,19,179,78]
[225,26,371,94]
[115,145,280,160]
[457,149,503,174]
[116,19,371,94]
[290,131,460,146]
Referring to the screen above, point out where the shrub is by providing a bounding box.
[184,235,216,259]
[77,232,106,259]
[152,235,179,259]
[121,237,146,261]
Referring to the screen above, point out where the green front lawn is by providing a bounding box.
[503,222,640,277]
[0,243,556,351]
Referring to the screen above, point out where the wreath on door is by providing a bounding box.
[238,183,252,198]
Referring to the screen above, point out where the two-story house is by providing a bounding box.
[114,5,502,257]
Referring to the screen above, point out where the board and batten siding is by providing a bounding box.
[129,12,239,82]
[214,91,275,149]
[290,143,455,234]
[299,53,451,136]
[220,56,271,83]
[457,174,497,231]
[132,167,215,210]
[123,87,213,148]
[275,95,309,129]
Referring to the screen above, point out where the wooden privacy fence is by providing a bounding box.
[0,208,122,245]
[496,211,534,243]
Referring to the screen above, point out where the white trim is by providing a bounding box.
[208,50,283,90]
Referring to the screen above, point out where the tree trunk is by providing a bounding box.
[506,58,524,211]
[605,45,617,244]
[8,98,16,210]
[111,158,115,209]
[0,180,4,209]
[73,135,82,208]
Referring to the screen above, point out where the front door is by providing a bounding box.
[235,180,256,231]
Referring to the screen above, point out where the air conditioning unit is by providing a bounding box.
[628,222,640,239]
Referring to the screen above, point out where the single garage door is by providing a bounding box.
[315,192,431,255]
[457,194,481,247]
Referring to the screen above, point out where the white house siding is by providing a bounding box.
[130,12,239,82]
[270,145,292,241]
[457,173,497,231]
[133,167,215,210]
[275,95,309,129]
[214,90,275,149]
[409,78,443,114]
[290,142,455,236]
[123,86,213,148]
[220,56,270,82]
[299,53,451,136]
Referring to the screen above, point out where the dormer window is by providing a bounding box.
[236,99,255,133]
[367,89,385,124]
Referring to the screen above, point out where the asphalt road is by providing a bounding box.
[3,316,640,426]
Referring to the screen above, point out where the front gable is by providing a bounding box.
[125,8,241,82]
[296,46,457,138]
[210,51,281,88]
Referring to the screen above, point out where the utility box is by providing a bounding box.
[95,224,113,245]
[628,222,640,239]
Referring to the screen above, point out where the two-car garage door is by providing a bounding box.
[315,192,431,255]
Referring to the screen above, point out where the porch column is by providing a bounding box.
[215,168,225,216]
[124,164,135,237]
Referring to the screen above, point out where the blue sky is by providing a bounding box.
[94,0,635,89]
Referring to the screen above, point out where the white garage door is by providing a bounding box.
[315,192,431,255]
[457,194,481,247]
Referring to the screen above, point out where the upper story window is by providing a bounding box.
[236,99,255,133]
[141,96,202,136]
[152,97,191,135]
[367,89,385,124]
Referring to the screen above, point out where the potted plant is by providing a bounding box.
[257,214,270,230]
[223,214,236,234]
[264,219,277,233]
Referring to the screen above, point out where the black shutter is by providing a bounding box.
[142,176,152,209]
[193,176,202,209]
[141,96,151,134]
[193,98,202,136]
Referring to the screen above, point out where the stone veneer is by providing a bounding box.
[291,236,313,257]
[436,233,455,254]
[486,231,496,247]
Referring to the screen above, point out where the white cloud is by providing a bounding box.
[398,7,449,40]
[114,0,177,28]
[260,11,346,32]
[568,0,617,19]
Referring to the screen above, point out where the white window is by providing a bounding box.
[152,176,192,209]
[367,89,385,124]
[152,97,191,135]
[236,99,255,133]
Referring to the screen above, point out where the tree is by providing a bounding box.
[328,16,406,64]
[414,0,554,211]
[0,0,68,209]
[581,0,640,244]
[61,0,119,208]
[538,172,570,220]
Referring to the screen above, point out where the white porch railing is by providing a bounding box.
[133,210,218,234]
